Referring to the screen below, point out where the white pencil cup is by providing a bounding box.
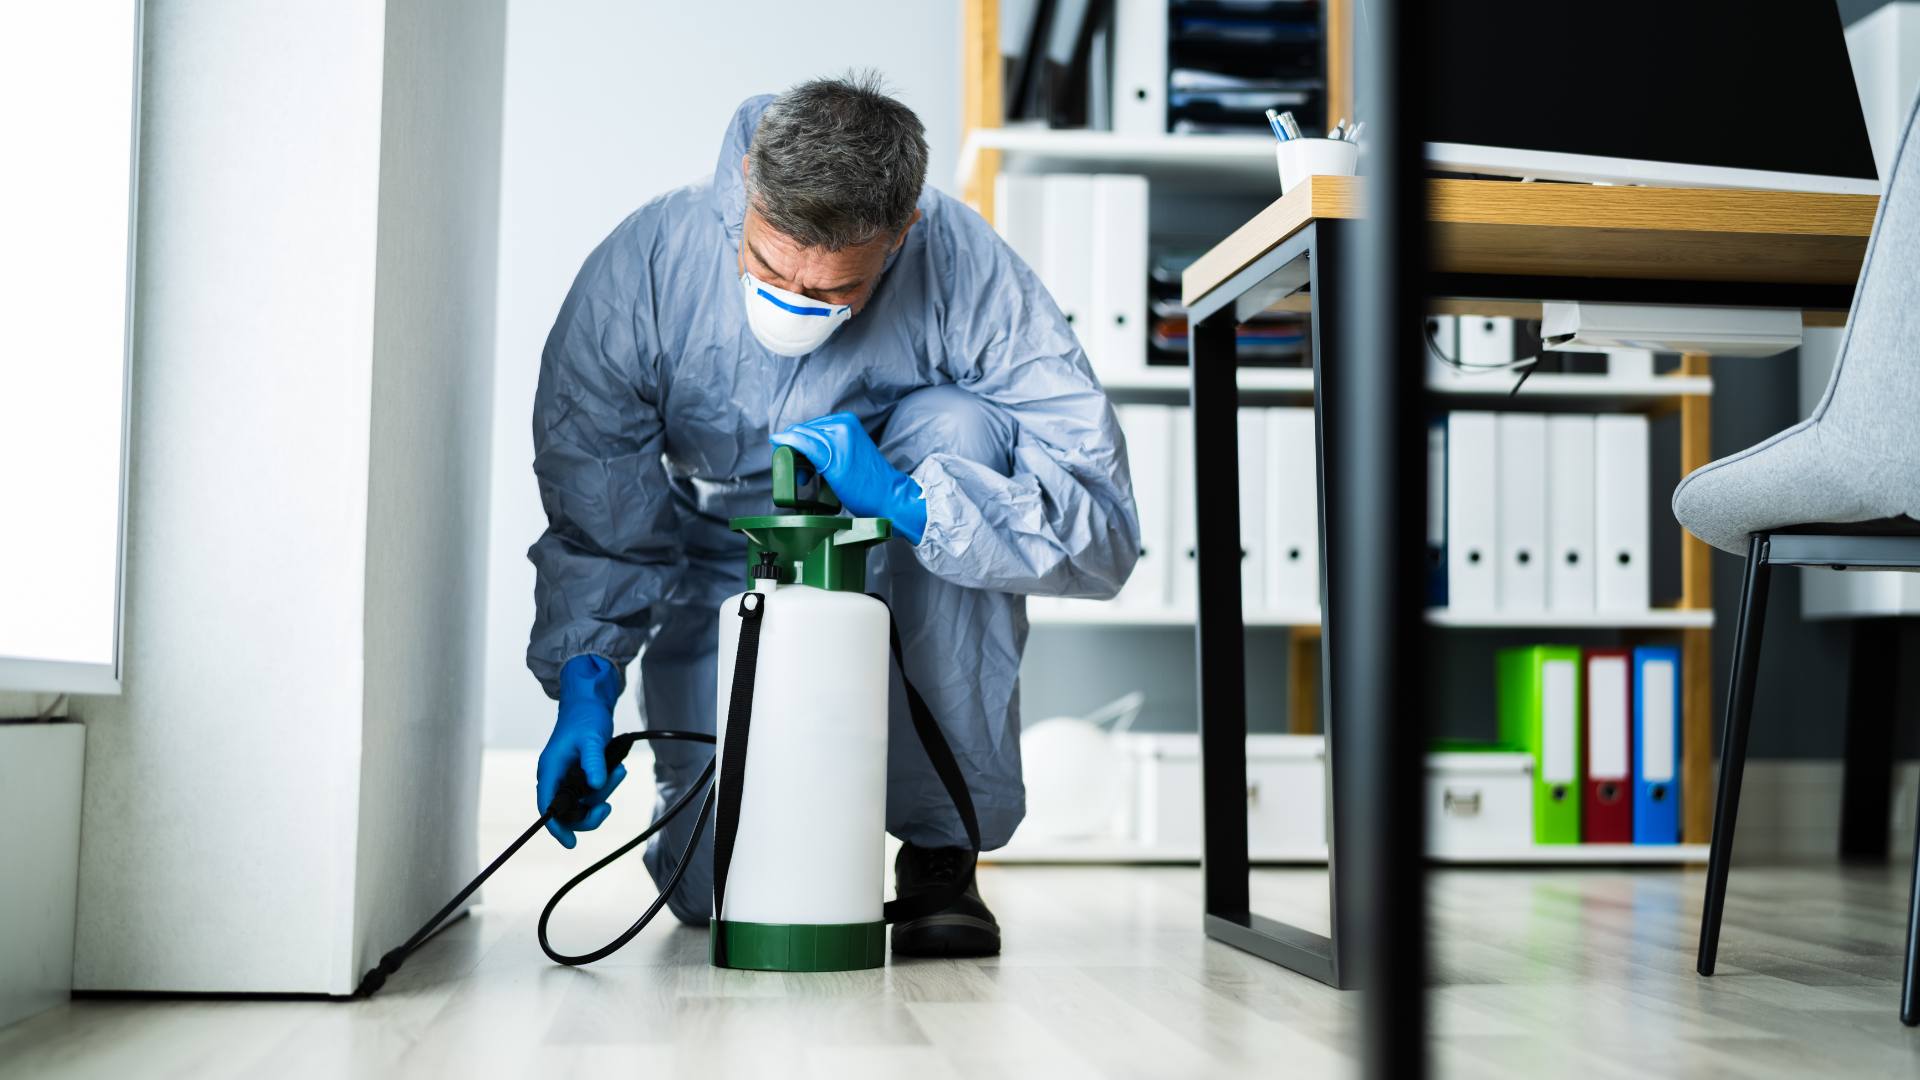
[1275,138,1359,195]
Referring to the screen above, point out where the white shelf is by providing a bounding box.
[985,843,1708,865]
[1428,844,1709,865]
[985,845,1326,865]
[1099,366,1313,402]
[1426,607,1713,630]
[1029,603,1318,628]
[1430,372,1714,402]
[1031,604,1710,631]
[958,128,1277,191]
[1098,368,1713,405]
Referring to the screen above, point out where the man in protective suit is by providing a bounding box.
[527,73,1137,956]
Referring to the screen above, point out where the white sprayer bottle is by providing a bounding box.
[709,446,893,971]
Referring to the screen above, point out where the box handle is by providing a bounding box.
[1442,788,1482,817]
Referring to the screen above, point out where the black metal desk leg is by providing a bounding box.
[1841,620,1898,860]
[1308,223,1356,988]
[1191,311,1252,927]
[1188,231,1345,987]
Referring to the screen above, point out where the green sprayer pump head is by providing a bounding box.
[730,446,890,591]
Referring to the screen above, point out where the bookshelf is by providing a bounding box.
[961,0,1711,867]
[1096,367,1714,407]
[958,127,1277,190]
[1030,604,1714,631]
[985,843,1710,866]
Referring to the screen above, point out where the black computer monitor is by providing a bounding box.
[1422,0,1878,193]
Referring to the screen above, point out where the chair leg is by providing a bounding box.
[1697,534,1771,977]
[1903,794,1920,1025]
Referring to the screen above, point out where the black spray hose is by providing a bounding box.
[537,760,716,966]
[353,729,716,998]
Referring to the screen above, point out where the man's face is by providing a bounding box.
[738,157,919,317]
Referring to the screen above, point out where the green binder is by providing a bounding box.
[1496,646,1583,844]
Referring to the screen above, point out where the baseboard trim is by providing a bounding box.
[1731,760,1920,859]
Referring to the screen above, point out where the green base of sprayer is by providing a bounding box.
[709,919,886,971]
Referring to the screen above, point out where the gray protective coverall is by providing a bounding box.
[528,96,1137,922]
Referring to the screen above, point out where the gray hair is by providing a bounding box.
[746,72,929,251]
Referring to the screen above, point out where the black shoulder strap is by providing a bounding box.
[709,591,767,966]
[873,594,982,924]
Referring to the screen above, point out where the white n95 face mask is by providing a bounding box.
[740,271,852,357]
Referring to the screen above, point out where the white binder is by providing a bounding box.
[1115,404,1172,610]
[992,173,1046,268]
[1112,0,1166,136]
[1546,414,1597,613]
[1040,174,1095,338]
[1170,406,1198,610]
[1459,316,1516,370]
[1265,408,1320,616]
[1089,175,1149,381]
[1604,348,1655,381]
[1237,408,1267,612]
[1423,315,1461,386]
[1495,413,1547,611]
[1594,414,1651,612]
[1444,412,1498,612]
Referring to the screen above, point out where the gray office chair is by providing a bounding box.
[1672,89,1920,1025]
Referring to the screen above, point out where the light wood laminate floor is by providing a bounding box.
[7,827,1920,1076]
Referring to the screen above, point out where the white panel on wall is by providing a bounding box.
[0,2,141,692]
[0,724,85,1029]
[484,0,963,747]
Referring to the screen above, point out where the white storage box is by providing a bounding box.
[1,722,84,1028]
[1426,750,1533,857]
[1120,733,1328,859]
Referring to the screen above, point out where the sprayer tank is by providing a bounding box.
[713,579,890,927]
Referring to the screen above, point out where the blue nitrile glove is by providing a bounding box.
[770,412,928,544]
[537,654,629,848]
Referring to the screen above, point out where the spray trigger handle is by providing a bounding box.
[548,734,639,826]
[771,445,840,513]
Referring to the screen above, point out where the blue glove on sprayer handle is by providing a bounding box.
[537,654,629,847]
[770,413,927,543]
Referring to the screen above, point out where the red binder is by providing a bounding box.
[1582,648,1634,843]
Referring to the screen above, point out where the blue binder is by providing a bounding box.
[1632,645,1681,844]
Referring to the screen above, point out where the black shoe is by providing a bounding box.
[891,843,1000,958]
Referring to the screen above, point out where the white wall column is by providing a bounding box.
[71,0,507,994]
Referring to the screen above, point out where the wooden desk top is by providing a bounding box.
[1180,176,1879,311]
